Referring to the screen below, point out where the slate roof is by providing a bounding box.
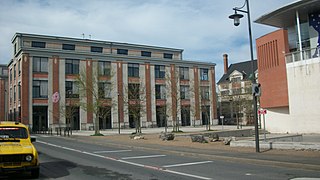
[218,60,257,84]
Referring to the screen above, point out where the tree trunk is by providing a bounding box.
[94,115,100,135]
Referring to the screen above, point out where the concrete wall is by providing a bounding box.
[262,107,291,133]
[285,57,320,133]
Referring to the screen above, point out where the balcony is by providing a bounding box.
[286,47,319,63]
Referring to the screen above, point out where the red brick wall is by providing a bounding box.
[210,67,217,119]
[170,64,177,121]
[145,63,152,122]
[117,61,124,123]
[52,56,60,124]
[21,54,30,125]
[256,29,289,108]
[86,60,93,123]
[193,67,200,120]
[0,79,6,120]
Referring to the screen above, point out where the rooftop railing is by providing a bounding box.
[286,47,320,63]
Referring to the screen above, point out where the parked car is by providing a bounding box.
[0,121,40,178]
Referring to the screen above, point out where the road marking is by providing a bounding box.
[94,150,132,153]
[121,155,166,160]
[163,161,213,168]
[37,140,212,180]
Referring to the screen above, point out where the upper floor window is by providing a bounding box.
[128,83,140,99]
[33,80,48,98]
[91,46,103,53]
[33,57,48,73]
[18,82,21,100]
[155,85,166,99]
[14,85,16,102]
[31,41,46,48]
[155,65,165,79]
[201,86,210,100]
[14,43,17,55]
[98,82,112,99]
[65,59,79,74]
[141,51,151,57]
[18,59,21,75]
[65,81,79,98]
[179,67,189,80]
[128,63,139,77]
[200,68,208,81]
[98,61,111,76]
[10,69,12,82]
[62,44,75,51]
[13,64,16,80]
[117,49,128,55]
[164,53,173,59]
[180,85,190,99]
[230,76,241,82]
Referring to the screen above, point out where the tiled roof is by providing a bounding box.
[218,60,257,84]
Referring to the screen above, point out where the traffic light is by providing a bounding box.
[252,83,261,97]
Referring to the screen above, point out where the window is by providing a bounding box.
[18,82,21,100]
[13,64,16,80]
[14,85,16,102]
[221,90,229,96]
[155,85,166,99]
[98,61,111,76]
[155,65,165,79]
[128,63,139,77]
[62,44,75,50]
[98,82,112,99]
[91,46,103,53]
[33,80,48,98]
[180,85,190,99]
[14,43,17,54]
[201,86,210,100]
[10,69,12,82]
[141,51,151,57]
[128,84,140,99]
[33,57,48,72]
[31,41,46,48]
[18,59,21,75]
[232,88,241,95]
[230,76,241,82]
[65,59,79,74]
[200,68,208,81]
[179,67,189,80]
[65,81,79,98]
[117,49,128,55]
[164,53,173,59]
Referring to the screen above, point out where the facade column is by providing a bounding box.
[210,66,218,121]
[21,53,30,126]
[86,60,93,124]
[117,61,125,127]
[193,66,200,122]
[145,63,152,127]
[52,56,60,126]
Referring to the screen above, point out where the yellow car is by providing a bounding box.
[0,121,40,178]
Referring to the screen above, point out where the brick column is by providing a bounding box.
[117,61,124,123]
[86,60,93,123]
[21,53,30,125]
[170,64,177,122]
[193,66,200,120]
[145,63,152,123]
[210,67,217,119]
[52,56,60,124]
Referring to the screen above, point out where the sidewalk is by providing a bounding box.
[69,125,320,151]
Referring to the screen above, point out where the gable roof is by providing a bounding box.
[218,60,257,84]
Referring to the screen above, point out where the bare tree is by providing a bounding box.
[76,65,114,135]
[122,83,147,134]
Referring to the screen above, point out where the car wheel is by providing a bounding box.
[31,168,40,178]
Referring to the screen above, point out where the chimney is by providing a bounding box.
[223,54,228,74]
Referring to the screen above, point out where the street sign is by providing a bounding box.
[220,116,224,119]
[52,92,60,103]
[258,109,267,115]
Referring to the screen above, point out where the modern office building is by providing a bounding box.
[217,54,257,126]
[0,64,8,121]
[255,0,320,133]
[8,33,217,131]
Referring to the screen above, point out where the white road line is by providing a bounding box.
[121,155,166,160]
[37,140,212,180]
[94,150,132,154]
[163,161,213,168]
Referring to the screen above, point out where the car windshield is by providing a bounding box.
[0,127,28,139]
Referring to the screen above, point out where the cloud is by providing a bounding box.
[0,0,293,81]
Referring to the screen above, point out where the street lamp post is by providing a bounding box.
[229,0,260,152]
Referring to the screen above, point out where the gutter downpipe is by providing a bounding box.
[296,10,303,61]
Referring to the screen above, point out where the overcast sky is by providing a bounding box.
[0,0,293,80]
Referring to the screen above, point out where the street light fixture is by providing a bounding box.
[229,0,260,152]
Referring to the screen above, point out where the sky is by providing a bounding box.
[0,0,294,80]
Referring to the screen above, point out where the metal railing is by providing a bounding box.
[285,47,320,63]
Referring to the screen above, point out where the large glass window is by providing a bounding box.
[31,41,46,48]
[98,61,111,76]
[200,68,208,81]
[33,57,48,72]
[117,49,128,55]
[91,46,103,53]
[65,59,79,74]
[164,53,173,59]
[18,82,21,100]
[65,81,79,98]
[128,83,140,99]
[155,65,165,79]
[33,80,48,98]
[62,44,75,51]
[179,67,189,80]
[128,63,139,77]
[98,82,112,99]
[201,86,210,100]
[180,85,190,99]
[155,85,166,99]
[141,51,151,57]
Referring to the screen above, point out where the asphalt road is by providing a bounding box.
[2,135,320,180]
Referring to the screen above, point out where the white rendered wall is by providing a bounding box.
[285,57,320,133]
